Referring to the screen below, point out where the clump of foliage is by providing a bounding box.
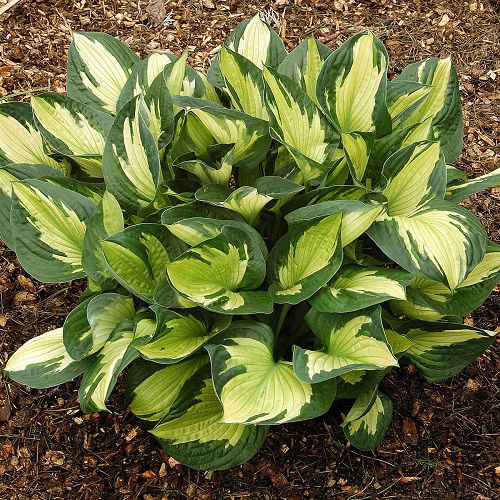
[1,15,499,470]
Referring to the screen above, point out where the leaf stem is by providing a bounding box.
[274,303,291,340]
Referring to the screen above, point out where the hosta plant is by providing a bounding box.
[2,15,499,470]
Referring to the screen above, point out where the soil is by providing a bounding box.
[0,0,499,498]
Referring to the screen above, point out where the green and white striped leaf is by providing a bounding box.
[368,200,487,290]
[102,96,161,215]
[388,57,462,163]
[316,32,390,135]
[401,321,496,382]
[341,132,372,182]
[278,37,332,104]
[4,328,88,388]
[293,306,397,383]
[79,317,155,412]
[125,356,207,422]
[445,168,500,203]
[172,96,271,168]
[206,320,336,424]
[219,47,268,120]
[224,14,286,70]
[263,67,340,183]
[382,141,446,216]
[151,363,268,470]
[196,176,302,225]
[0,163,64,249]
[67,32,139,113]
[310,265,412,313]
[137,309,231,363]
[31,93,114,177]
[167,227,271,314]
[10,179,95,282]
[393,244,500,318]
[267,212,343,304]
[102,223,186,302]
[0,102,68,173]
[82,191,124,284]
[63,297,94,361]
[44,177,105,203]
[342,390,393,451]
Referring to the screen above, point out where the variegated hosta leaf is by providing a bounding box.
[151,364,269,470]
[223,14,287,70]
[125,356,208,421]
[206,320,336,424]
[44,177,105,203]
[401,321,496,382]
[0,102,68,173]
[219,47,268,120]
[4,328,89,389]
[390,297,444,322]
[341,132,372,182]
[445,168,500,203]
[342,390,393,451]
[82,191,124,284]
[388,57,462,163]
[102,223,186,302]
[263,67,340,183]
[78,318,155,412]
[310,265,412,313]
[446,165,467,184]
[0,163,64,249]
[317,32,390,135]
[196,176,302,225]
[382,141,446,216]
[172,96,271,168]
[368,200,487,290]
[293,306,397,383]
[137,308,231,363]
[167,227,271,314]
[392,244,500,318]
[278,37,332,104]
[67,32,139,113]
[284,200,385,247]
[10,179,95,282]
[102,96,162,215]
[63,297,93,361]
[267,212,343,303]
[31,93,114,177]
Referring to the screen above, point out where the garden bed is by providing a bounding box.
[0,0,498,498]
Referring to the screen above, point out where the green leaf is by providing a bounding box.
[31,93,114,177]
[102,223,186,302]
[125,356,207,422]
[78,318,155,412]
[368,200,488,290]
[137,309,231,363]
[293,306,397,383]
[263,66,340,183]
[206,320,336,424]
[388,57,463,163]
[317,32,390,135]
[102,95,161,215]
[401,321,496,382]
[445,168,500,202]
[195,176,302,225]
[172,96,271,168]
[167,227,271,314]
[67,32,139,113]
[310,265,413,313]
[278,37,332,104]
[219,47,268,120]
[267,212,343,304]
[4,328,88,388]
[342,390,393,451]
[82,191,124,285]
[63,297,93,361]
[0,102,68,173]
[151,364,268,470]
[0,163,64,249]
[10,179,95,282]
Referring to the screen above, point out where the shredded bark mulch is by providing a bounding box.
[0,1,499,498]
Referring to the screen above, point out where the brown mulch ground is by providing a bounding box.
[0,0,499,498]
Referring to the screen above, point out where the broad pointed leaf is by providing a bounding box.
[445,168,500,203]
